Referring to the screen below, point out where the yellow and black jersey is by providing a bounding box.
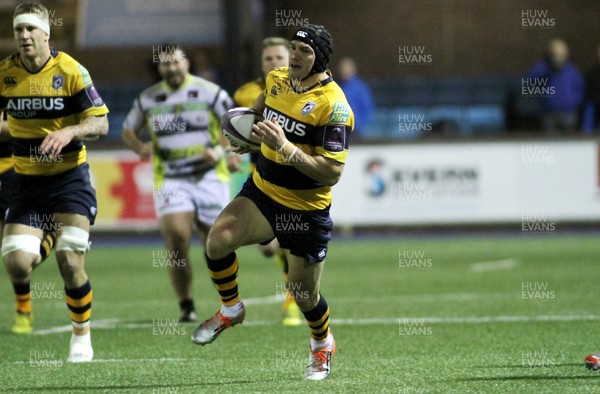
[0,49,109,176]
[0,111,12,174]
[254,67,354,211]
[234,77,264,108]
[0,140,12,174]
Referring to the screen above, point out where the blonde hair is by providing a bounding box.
[262,37,290,49]
[14,2,49,23]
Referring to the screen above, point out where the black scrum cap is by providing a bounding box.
[291,24,333,76]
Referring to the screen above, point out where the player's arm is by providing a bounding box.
[290,148,344,186]
[122,127,153,161]
[252,120,345,186]
[69,114,109,140]
[40,115,108,158]
[207,133,242,172]
[40,65,110,156]
[121,98,153,160]
[251,92,266,114]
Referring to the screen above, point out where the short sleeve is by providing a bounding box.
[211,88,234,119]
[122,96,146,131]
[314,100,354,163]
[315,124,351,163]
[70,63,109,118]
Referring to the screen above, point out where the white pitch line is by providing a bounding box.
[92,357,187,363]
[470,258,518,272]
[395,314,600,325]
[33,318,120,335]
[33,318,275,335]
[243,295,283,305]
[7,357,188,365]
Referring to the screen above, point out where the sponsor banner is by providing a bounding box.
[89,141,600,229]
[88,151,156,229]
[88,151,249,230]
[331,141,600,225]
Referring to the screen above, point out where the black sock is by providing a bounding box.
[179,298,195,312]
[302,293,330,340]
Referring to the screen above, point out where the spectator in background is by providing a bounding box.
[527,39,584,133]
[584,44,600,132]
[338,57,373,139]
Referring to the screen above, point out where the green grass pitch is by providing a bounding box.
[1,232,599,393]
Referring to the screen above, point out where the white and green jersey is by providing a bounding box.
[123,74,233,183]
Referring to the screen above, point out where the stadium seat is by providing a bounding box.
[364,74,512,139]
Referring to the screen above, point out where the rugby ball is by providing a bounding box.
[221,107,263,151]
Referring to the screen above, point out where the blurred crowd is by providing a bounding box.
[524,38,600,134]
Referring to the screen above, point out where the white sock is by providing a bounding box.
[311,332,333,351]
[70,331,91,347]
[220,301,244,317]
[72,320,90,330]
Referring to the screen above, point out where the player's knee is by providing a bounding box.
[56,226,89,253]
[206,236,231,260]
[163,231,190,251]
[206,223,237,259]
[1,235,40,278]
[3,251,35,280]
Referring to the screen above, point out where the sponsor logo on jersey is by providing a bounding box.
[78,65,91,85]
[52,75,63,90]
[7,97,65,111]
[328,101,350,123]
[264,107,306,136]
[270,85,279,96]
[301,101,316,116]
[322,124,346,152]
[85,84,104,107]
[296,31,308,38]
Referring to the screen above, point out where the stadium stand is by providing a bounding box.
[366,74,512,139]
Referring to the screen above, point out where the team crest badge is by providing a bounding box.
[301,101,316,116]
[52,75,64,90]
